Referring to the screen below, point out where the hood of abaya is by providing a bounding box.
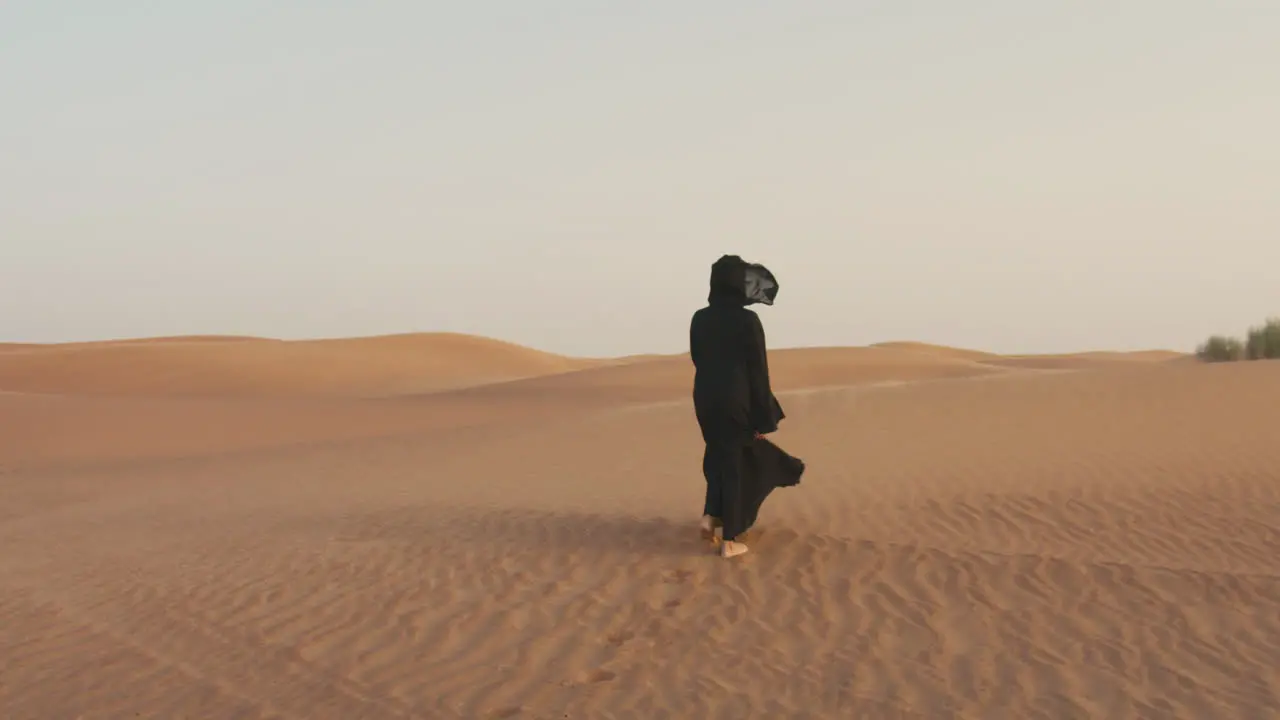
[708,254,779,306]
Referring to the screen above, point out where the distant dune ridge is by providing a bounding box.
[0,332,613,397]
[0,332,1185,399]
[5,331,1279,719]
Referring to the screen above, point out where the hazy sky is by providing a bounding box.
[4,2,1278,356]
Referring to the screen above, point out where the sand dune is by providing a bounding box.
[445,345,1017,410]
[0,344,1010,471]
[869,340,999,361]
[983,350,1187,371]
[0,332,1186,399]
[0,333,612,397]
[2,334,1278,719]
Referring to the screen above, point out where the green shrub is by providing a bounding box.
[1244,317,1280,360]
[1196,335,1245,362]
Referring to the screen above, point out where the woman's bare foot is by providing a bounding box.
[720,540,749,558]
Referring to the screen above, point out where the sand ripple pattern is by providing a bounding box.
[2,358,1278,718]
[5,485,1280,719]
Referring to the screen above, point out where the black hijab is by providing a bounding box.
[708,254,779,306]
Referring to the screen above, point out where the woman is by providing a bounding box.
[689,254,794,558]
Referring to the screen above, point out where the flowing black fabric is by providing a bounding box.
[701,435,805,538]
[742,263,779,306]
[690,255,805,541]
[741,436,805,530]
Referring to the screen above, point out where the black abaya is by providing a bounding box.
[690,255,805,541]
[702,435,805,538]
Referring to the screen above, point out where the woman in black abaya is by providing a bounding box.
[690,255,803,558]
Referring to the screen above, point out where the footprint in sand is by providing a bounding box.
[663,569,694,584]
[588,669,617,683]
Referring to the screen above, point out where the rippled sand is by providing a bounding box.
[3,336,1277,719]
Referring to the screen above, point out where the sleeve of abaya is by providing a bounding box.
[745,312,778,434]
[688,314,700,367]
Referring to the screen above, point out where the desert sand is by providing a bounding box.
[2,334,1278,719]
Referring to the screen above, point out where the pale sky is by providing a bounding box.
[3,2,1278,356]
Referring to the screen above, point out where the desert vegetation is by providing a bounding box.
[1196,316,1280,362]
